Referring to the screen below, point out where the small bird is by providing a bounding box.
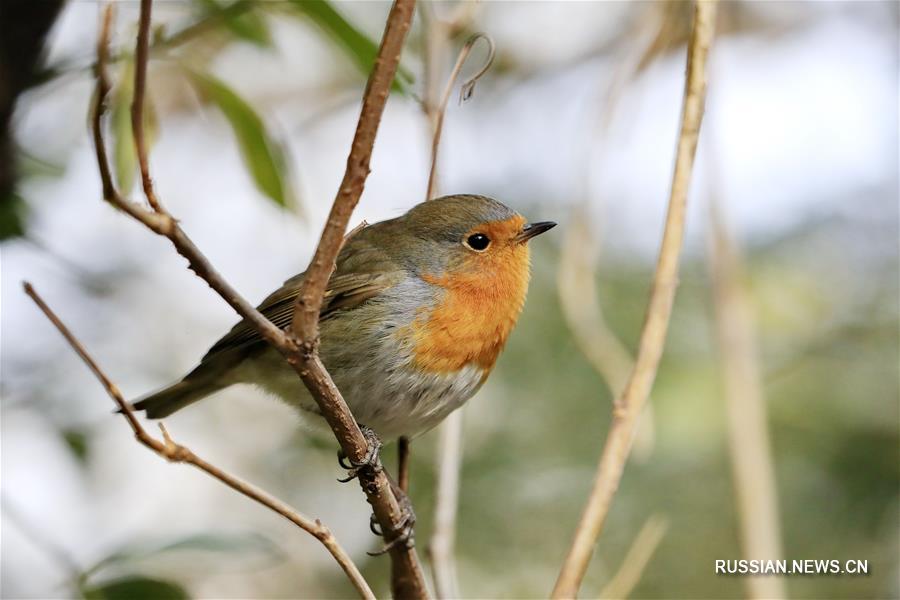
[134,194,555,440]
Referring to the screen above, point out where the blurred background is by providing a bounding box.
[1,1,897,599]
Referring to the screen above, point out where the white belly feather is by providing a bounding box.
[234,346,485,439]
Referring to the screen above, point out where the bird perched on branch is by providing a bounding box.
[134,194,555,440]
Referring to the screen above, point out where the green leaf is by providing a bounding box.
[188,71,294,209]
[287,0,413,92]
[195,0,273,48]
[17,149,66,179]
[61,428,90,465]
[0,191,27,240]
[112,61,136,195]
[85,531,284,577]
[152,532,285,559]
[82,576,189,600]
[223,10,272,47]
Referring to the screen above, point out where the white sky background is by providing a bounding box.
[1,2,897,597]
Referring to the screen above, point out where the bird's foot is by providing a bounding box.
[336,424,383,483]
[368,472,416,554]
[368,500,416,554]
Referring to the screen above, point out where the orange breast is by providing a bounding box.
[409,236,531,375]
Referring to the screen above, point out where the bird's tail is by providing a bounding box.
[132,378,225,419]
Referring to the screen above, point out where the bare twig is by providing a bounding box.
[398,436,411,493]
[91,1,428,596]
[551,2,717,597]
[279,1,427,596]
[428,409,463,600]
[708,201,786,599]
[131,0,161,212]
[290,0,415,341]
[425,33,494,201]
[22,282,374,600]
[598,515,668,599]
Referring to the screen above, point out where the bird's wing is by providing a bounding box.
[201,242,401,362]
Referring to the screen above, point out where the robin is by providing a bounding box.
[133,194,555,443]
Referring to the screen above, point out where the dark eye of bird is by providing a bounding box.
[465,233,491,251]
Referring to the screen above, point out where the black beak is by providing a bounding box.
[516,221,557,243]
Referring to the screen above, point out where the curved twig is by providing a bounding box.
[425,33,495,201]
[551,2,718,596]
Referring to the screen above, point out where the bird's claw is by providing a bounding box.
[336,425,383,483]
[369,512,383,536]
[367,508,416,555]
[368,485,416,555]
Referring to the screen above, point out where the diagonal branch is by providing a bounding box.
[551,1,718,597]
[91,1,428,596]
[22,282,374,600]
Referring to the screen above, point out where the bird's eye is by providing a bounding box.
[464,233,491,252]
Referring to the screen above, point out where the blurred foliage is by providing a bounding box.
[0,191,27,239]
[81,576,189,600]
[1,152,65,239]
[61,427,90,465]
[85,531,284,576]
[188,70,295,209]
[70,531,284,599]
[1,0,420,238]
[285,0,414,93]
[195,0,273,49]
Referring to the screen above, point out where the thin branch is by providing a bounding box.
[708,200,786,600]
[279,1,427,595]
[22,282,374,600]
[598,515,668,600]
[425,33,495,201]
[290,0,415,343]
[551,2,717,597]
[428,410,463,600]
[91,1,428,596]
[397,436,411,493]
[131,0,162,212]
